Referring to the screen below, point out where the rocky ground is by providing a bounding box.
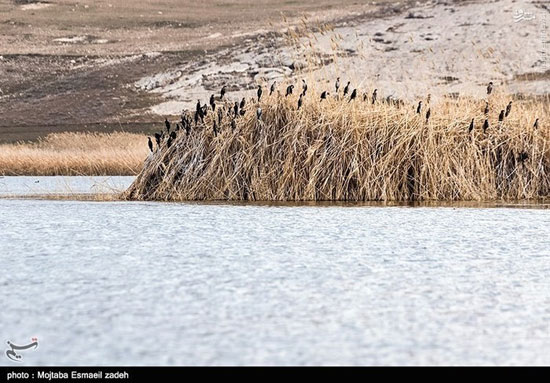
[1,0,548,142]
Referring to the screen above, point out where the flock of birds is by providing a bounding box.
[147,79,541,156]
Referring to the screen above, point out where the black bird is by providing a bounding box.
[147,137,153,152]
[194,110,200,126]
[257,85,263,102]
[372,89,378,105]
[257,107,262,120]
[425,108,431,123]
[484,101,489,115]
[349,89,357,102]
[231,118,237,131]
[170,131,177,140]
[220,85,227,100]
[469,118,474,133]
[175,123,180,131]
[416,101,422,114]
[363,93,368,101]
[483,119,489,133]
[297,94,303,109]
[239,108,245,116]
[270,81,276,95]
[301,79,308,96]
[320,91,328,101]
[285,84,294,97]
[165,118,171,133]
[487,81,493,95]
[213,120,218,137]
[505,101,512,117]
[335,77,340,94]
[240,97,246,109]
[343,81,350,96]
[534,118,539,129]
[154,132,162,146]
[166,136,173,148]
[234,101,239,117]
[196,100,201,113]
[210,94,216,111]
[498,109,505,122]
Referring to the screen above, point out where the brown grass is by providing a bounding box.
[0,132,148,176]
[122,87,550,202]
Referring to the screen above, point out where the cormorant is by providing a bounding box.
[343,81,350,96]
[335,77,340,93]
[349,89,357,102]
[147,137,153,152]
[270,81,276,95]
[257,107,262,120]
[302,79,307,96]
[257,85,263,102]
[234,101,239,117]
[484,101,489,115]
[498,109,505,122]
[469,118,474,133]
[487,82,493,95]
[505,101,512,117]
[165,118,171,133]
[425,108,431,123]
[210,94,216,111]
[285,84,294,97]
[154,132,162,146]
[320,91,328,101]
[483,119,489,133]
[220,85,227,100]
[297,94,303,109]
[372,89,378,104]
[534,118,539,129]
[416,101,422,114]
[240,97,246,109]
[196,100,201,113]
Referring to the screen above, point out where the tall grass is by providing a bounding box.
[122,88,550,202]
[0,132,148,176]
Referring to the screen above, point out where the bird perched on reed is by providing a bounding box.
[286,84,294,97]
[154,132,162,146]
[335,77,340,94]
[165,118,171,133]
[270,82,276,95]
[213,120,219,137]
[349,89,357,102]
[425,108,431,123]
[498,110,505,122]
[257,85,263,102]
[209,94,216,111]
[505,101,512,117]
[469,118,474,133]
[320,91,328,101]
[484,101,489,115]
[297,94,303,109]
[487,81,493,95]
[220,85,226,100]
[256,107,262,120]
[301,79,308,96]
[234,101,239,117]
[240,97,246,110]
[416,101,422,114]
[372,89,378,105]
[343,81,350,96]
[147,137,153,152]
[196,100,201,113]
[534,118,539,129]
[483,119,489,133]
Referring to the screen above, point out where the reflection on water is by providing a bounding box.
[1,198,550,365]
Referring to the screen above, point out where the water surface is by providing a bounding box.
[1,199,549,365]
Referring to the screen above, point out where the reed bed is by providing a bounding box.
[0,132,148,176]
[123,87,550,202]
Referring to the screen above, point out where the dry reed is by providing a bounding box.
[122,87,550,202]
[0,132,148,176]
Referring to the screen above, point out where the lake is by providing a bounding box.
[1,177,550,365]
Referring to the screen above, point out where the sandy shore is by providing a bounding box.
[141,0,549,115]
